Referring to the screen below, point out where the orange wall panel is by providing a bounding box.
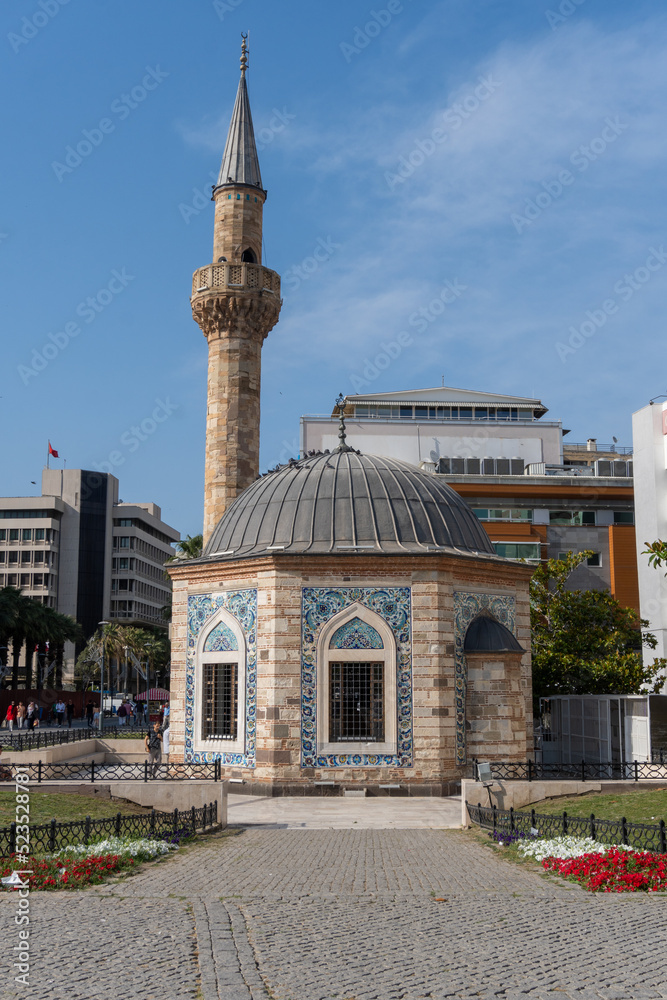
[608,525,640,612]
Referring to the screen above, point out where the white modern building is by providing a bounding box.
[633,400,667,660]
[0,469,180,683]
[301,386,637,604]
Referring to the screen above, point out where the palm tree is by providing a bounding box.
[167,534,203,561]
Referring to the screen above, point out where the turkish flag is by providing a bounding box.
[48,441,59,458]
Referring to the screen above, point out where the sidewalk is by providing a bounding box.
[227,792,463,829]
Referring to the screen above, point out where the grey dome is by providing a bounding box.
[464,615,524,653]
[203,451,496,560]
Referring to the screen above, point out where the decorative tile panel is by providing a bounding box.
[329,617,384,650]
[203,621,239,652]
[186,590,256,766]
[453,592,516,766]
[301,588,412,768]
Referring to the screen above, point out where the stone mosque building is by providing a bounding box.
[167,41,534,794]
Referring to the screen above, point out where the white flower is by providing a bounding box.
[45,837,178,862]
[517,836,632,862]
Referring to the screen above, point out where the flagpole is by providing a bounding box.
[47,442,50,470]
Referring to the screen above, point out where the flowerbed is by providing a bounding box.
[542,848,667,893]
[511,835,667,893]
[0,835,180,891]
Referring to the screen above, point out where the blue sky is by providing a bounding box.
[1,0,666,536]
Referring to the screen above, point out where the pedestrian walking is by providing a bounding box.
[4,702,16,732]
[117,701,127,726]
[66,700,75,727]
[86,700,94,727]
[55,698,66,726]
[26,701,36,731]
[144,722,163,778]
[16,702,26,729]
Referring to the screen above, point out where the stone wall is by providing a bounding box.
[167,553,533,792]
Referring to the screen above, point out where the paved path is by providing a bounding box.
[227,792,463,828]
[1,817,666,999]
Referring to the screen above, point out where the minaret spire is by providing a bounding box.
[216,34,263,193]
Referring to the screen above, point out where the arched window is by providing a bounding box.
[316,606,396,754]
[196,609,245,751]
[241,247,257,263]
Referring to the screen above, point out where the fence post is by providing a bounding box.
[173,807,179,836]
[37,761,42,784]
[9,822,16,855]
[191,805,196,834]
[562,810,568,835]
[510,807,515,833]
[660,820,666,855]
[144,760,148,783]
[527,759,533,782]
[91,761,95,783]
[621,816,628,846]
[492,803,497,832]
[590,813,595,840]
[581,759,585,783]
[84,815,91,845]
[49,818,56,853]
[531,808,536,830]
[203,803,208,829]
[150,808,156,836]
[115,812,121,836]
[634,761,639,783]
[213,800,217,825]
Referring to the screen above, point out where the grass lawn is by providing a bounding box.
[0,789,150,826]
[530,787,667,825]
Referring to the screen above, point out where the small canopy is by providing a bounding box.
[136,688,170,701]
[464,616,525,653]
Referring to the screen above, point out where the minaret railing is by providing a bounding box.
[191,262,280,298]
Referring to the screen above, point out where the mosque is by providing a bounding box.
[167,40,534,795]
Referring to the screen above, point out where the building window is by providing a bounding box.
[8,574,17,586]
[20,574,30,587]
[9,529,19,541]
[203,663,238,739]
[317,607,396,755]
[493,542,541,561]
[330,662,384,741]
[613,511,634,525]
[119,537,130,548]
[399,406,413,419]
[34,528,45,541]
[472,508,533,522]
[587,553,601,566]
[549,511,596,526]
[21,551,31,564]
[198,611,245,751]
[0,530,5,540]
[22,529,32,541]
[33,551,43,563]
[8,552,18,564]
[33,574,43,587]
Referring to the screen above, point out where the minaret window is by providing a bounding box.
[241,248,257,264]
[197,609,246,751]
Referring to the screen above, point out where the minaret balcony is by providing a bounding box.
[191,262,281,300]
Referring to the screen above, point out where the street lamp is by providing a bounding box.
[98,621,110,732]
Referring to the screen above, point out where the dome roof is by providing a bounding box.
[203,451,496,561]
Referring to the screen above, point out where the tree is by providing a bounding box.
[643,539,667,569]
[0,587,82,689]
[168,533,203,561]
[530,551,665,700]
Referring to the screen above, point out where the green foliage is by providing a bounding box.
[530,551,665,699]
[167,533,203,561]
[75,622,170,692]
[643,539,667,569]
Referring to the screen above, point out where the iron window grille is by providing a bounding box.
[203,662,238,740]
[330,662,384,742]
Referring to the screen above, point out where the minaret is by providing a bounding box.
[191,36,282,545]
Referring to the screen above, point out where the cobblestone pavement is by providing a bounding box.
[1,827,666,999]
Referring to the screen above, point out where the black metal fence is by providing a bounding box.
[474,760,667,782]
[467,801,667,853]
[1,801,219,855]
[0,727,151,752]
[4,760,221,782]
